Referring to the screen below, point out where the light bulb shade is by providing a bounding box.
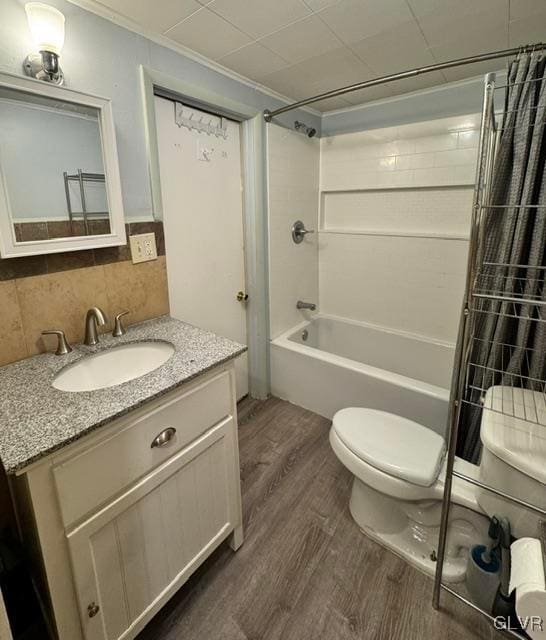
[25,3,65,55]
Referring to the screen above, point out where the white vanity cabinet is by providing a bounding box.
[13,363,243,640]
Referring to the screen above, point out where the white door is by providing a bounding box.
[155,97,248,398]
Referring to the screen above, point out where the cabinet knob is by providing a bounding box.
[87,602,100,618]
[236,291,248,302]
[151,427,177,448]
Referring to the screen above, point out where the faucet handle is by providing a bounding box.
[42,330,72,356]
[113,311,130,337]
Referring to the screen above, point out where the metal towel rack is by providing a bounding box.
[432,66,546,638]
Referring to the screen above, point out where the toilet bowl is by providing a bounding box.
[331,399,546,582]
[330,408,490,582]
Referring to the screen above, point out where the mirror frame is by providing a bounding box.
[0,71,126,258]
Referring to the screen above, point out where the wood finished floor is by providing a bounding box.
[137,397,499,640]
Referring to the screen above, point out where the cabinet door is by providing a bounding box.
[66,418,240,640]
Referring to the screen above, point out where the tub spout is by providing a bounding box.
[297,300,316,311]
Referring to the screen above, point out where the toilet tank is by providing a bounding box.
[476,386,546,538]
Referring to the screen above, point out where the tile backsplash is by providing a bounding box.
[0,221,169,366]
[0,221,164,281]
[14,219,111,242]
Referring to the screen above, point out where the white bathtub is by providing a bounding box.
[270,314,454,437]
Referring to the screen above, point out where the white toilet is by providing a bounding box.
[330,408,488,582]
[330,397,546,583]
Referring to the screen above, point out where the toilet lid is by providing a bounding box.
[332,408,446,487]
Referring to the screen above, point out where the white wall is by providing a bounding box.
[319,234,469,341]
[267,124,319,338]
[318,115,481,344]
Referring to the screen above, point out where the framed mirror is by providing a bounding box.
[0,72,126,257]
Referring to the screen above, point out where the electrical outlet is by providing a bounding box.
[129,232,157,264]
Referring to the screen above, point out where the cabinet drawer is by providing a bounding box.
[53,370,232,528]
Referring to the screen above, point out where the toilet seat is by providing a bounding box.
[329,407,490,582]
[333,408,446,487]
[330,429,443,500]
[331,408,448,502]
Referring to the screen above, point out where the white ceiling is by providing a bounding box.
[94,0,546,112]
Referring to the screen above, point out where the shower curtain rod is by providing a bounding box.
[263,42,546,122]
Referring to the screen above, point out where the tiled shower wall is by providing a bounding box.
[267,125,320,338]
[0,221,169,367]
[318,114,481,344]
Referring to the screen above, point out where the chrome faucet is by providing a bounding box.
[84,307,108,346]
[297,300,316,311]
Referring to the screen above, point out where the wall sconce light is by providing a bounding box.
[23,3,65,85]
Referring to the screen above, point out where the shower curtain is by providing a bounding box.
[457,52,546,463]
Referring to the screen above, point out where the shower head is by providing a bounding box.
[294,120,317,138]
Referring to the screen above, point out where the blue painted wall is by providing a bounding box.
[0,0,320,220]
[321,73,506,137]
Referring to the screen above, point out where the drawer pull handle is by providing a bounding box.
[151,427,177,449]
[87,602,100,618]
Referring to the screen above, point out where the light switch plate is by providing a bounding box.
[129,233,157,264]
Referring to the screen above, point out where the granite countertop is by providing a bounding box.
[0,316,246,474]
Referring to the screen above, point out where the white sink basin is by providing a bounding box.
[53,341,175,392]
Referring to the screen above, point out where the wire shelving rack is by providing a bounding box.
[432,61,546,638]
[63,169,108,235]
